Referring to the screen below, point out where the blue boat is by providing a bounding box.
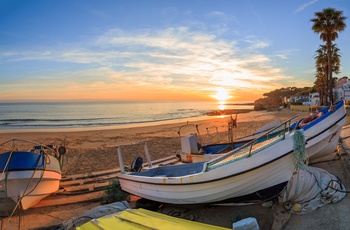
[0,139,66,210]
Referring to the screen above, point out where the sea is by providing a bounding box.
[0,101,253,131]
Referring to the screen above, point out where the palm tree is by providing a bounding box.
[314,44,341,105]
[314,68,325,105]
[314,46,327,105]
[310,8,346,105]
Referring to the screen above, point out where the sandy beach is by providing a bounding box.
[4,108,350,230]
[0,109,309,176]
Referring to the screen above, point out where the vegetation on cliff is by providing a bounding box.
[254,8,347,111]
[254,87,314,111]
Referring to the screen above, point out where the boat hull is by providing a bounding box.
[307,120,344,161]
[118,101,347,204]
[119,150,295,204]
[2,170,61,209]
[0,151,61,210]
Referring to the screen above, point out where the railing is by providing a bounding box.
[205,115,299,171]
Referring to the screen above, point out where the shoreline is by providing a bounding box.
[0,108,253,133]
[0,109,256,134]
[0,115,213,134]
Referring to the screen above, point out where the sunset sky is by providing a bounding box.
[1,0,350,103]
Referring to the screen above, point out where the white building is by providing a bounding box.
[302,92,320,106]
[337,77,350,102]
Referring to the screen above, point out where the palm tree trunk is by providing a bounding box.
[327,37,333,105]
[324,68,329,105]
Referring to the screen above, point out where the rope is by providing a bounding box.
[297,168,348,207]
[292,130,308,169]
[0,151,13,181]
[0,138,62,226]
[0,140,17,181]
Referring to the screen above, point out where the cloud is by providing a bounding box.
[294,0,319,14]
[0,26,294,101]
[71,1,108,18]
[274,49,299,60]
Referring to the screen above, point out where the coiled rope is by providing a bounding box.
[293,130,308,169]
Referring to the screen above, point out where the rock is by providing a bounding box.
[232,217,259,230]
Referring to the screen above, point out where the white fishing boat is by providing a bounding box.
[0,139,66,210]
[117,100,346,204]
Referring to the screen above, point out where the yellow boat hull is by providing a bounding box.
[77,208,229,230]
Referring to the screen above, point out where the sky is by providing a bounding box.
[1,0,350,103]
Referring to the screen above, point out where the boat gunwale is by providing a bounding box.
[0,168,62,174]
[204,100,344,170]
[0,151,61,173]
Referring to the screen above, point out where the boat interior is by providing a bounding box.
[130,162,205,177]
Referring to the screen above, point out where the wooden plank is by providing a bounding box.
[61,155,177,181]
[61,168,121,181]
[58,156,180,194]
[58,181,110,193]
[58,158,181,194]
[0,155,179,210]
[32,190,106,208]
[60,173,119,187]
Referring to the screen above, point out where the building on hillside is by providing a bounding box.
[302,92,320,106]
[284,96,309,104]
[336,77,350,102]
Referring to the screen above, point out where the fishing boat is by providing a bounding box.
[0,139,66,210]
[117,100,346,204]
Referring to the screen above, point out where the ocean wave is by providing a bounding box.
[0,101,253,130]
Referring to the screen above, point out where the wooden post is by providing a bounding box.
[116,146,125,174]
[143,143,152,169]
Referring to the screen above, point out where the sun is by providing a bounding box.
[211,87,232,102]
